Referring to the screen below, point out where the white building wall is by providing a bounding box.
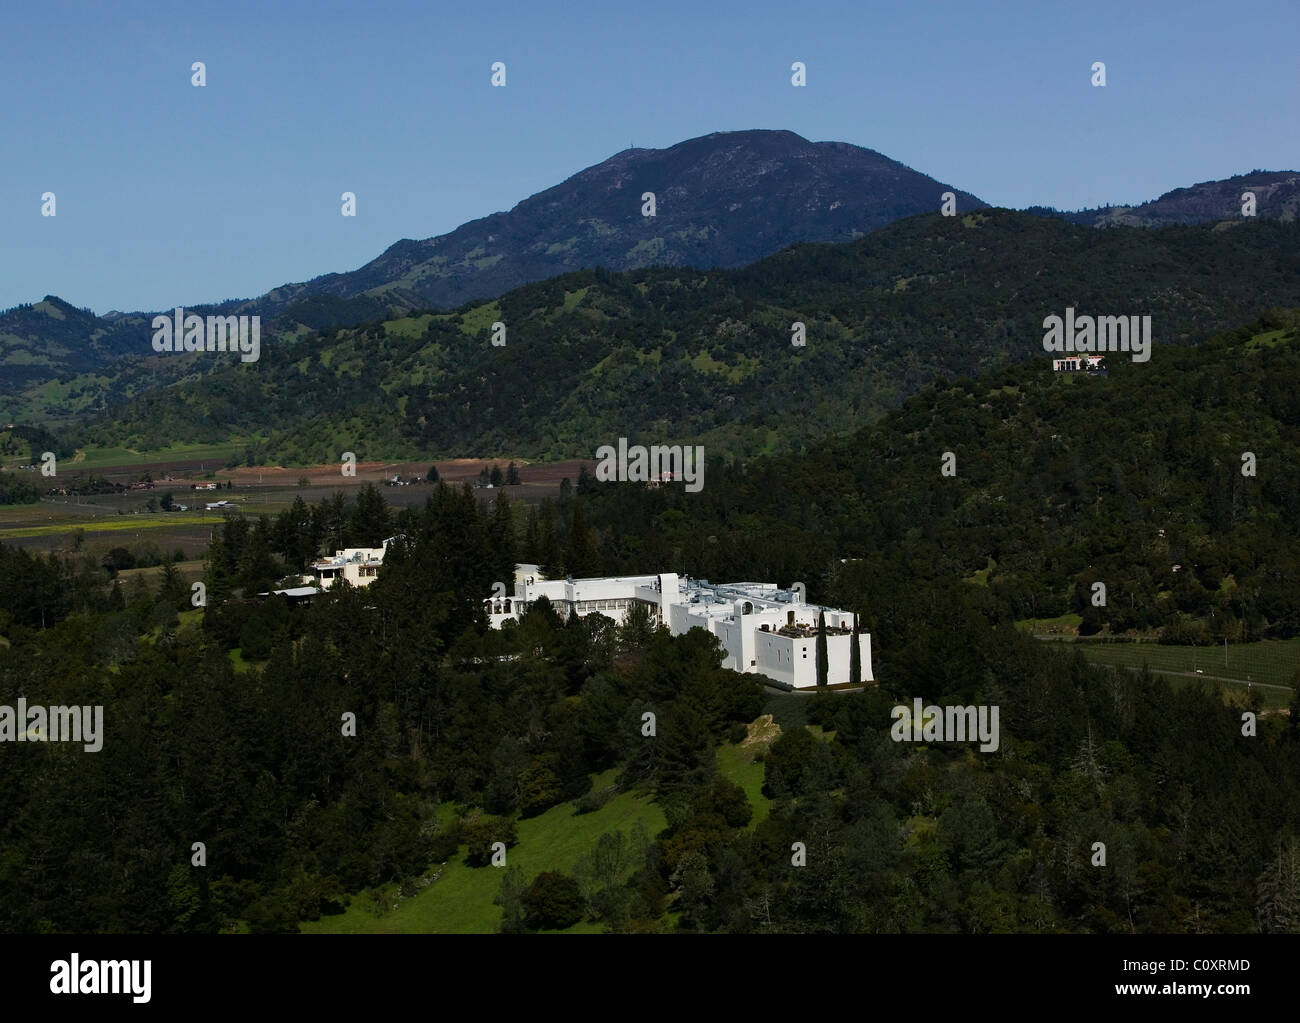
[484,567,874,689]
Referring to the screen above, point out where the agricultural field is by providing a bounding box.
[0,451,596,552]
[1041,637,1300,710]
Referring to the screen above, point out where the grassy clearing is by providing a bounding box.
[1015,612,1082,634]
[300,773,666,934]
[561,287,589,311]
[1245,328,1293,350]
[965,557,996,586]
[228,649,260,674]
[115,560,206,584]
[383,314,435,339]
[458,302,501,336]
[67,442,243,470]
[717,742,771,828]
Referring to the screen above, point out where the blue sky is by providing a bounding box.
[2,0,1296,313]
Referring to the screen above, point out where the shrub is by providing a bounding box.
[523,872,584,930]
[575,785,617,815]
[461,814,517,866]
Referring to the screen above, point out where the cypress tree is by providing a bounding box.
[816,611,828,686]
[849,612,861,685]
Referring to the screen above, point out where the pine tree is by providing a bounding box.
[158,559,185,607]
[349,482,392,546]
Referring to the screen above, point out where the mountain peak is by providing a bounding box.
[264,131,985,314]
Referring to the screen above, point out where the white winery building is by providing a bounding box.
[485,564,872,689]
[311,536,399,590]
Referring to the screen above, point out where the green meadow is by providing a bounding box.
[64,442,243,470]
[300,772,666,934]
[299,739,781,934]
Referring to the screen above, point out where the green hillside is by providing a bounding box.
[568,309,1300,648]
[67,211,1300,464]
[302,776,666,934]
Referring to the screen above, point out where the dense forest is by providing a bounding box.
[72,211,1300,463]
[551,310,1300,644]
[4,306,1299,934]
[2,462,1298,933]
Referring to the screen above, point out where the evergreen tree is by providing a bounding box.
[849,612,861,685]
[537,501,561,577]
[426,465,439,484]
[505,461,521,486]
[522,505,540,563]
[158,558,185,608]
[816,611,828,686]
[565,500,598,578]
[349,483,392,546]
[494,865,529,934]
[490,490,517,583]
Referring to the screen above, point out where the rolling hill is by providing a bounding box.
[76,210,1300,464]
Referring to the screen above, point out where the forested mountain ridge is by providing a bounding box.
[78,211,1300,464]
[1027,169,1300,227]
[565,309,1300,646]
[1,130,983,404]
[0,292,402,425]
[6,132,1296,420]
